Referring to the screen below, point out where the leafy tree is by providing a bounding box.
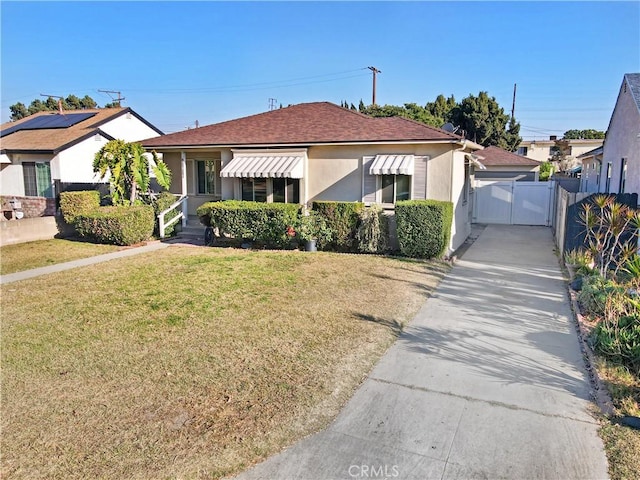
[425,94,456,126]
[563,129,605,140]
[9,102,28,121]
[449,91,521,151]
[354,92,520,149]
[93,140,172,205]
[539,161,554,181]
[9,94,104,121]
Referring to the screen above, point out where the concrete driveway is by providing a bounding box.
[235,225,609,480]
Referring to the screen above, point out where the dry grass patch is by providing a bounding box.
[1,246,448,479]
[0,239,120,275]
[595,358,640,479]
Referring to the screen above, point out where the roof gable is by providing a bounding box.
[476,146,541,166]
[141,101,465,148]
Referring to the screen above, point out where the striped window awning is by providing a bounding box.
[220,151,305,178]
[369,154,414,175]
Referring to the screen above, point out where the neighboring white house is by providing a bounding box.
[593,73,640,195]
[0,107,163,199]
[577,146,604,193]
[141,102,484,252]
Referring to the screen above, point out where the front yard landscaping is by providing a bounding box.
[0,239,120,275]
[1,246,448,479]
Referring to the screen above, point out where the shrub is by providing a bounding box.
[395,200,453,258]
[59,190,100,224]
[593,314,640,376]
[356,205,388,253]
[312,201,364,252]
[75,205,155,246]
[196,201,300,248]
[152,191,179,237]
[578,274,627,317]
[294,211,334,249]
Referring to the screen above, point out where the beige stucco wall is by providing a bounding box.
[519,139,603,164]
[600,80,640,195]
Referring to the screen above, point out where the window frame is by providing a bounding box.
[22,161,53,198]
[619,158,627,193]
[240,177,300,204]
[195,159,220,196]
[379,174,411,205]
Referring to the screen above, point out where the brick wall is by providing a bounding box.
[1,195,56,219]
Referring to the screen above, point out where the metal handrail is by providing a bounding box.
[158,195,188,238]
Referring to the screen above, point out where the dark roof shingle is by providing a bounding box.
[476,146,541,167]
[142,102,464,148]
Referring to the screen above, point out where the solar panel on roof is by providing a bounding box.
[0,112,98,137]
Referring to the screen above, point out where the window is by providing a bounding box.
[241,178,267,202]
[381,175,410,203]
[241,178,300,203]
[22,162,53,198]
[517,146,528,156]
[620,158,627,193]
[197,160,218,195]
[605,162,612,193]
[272,178,300,204]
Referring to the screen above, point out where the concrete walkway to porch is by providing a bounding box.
[235,224,609,480]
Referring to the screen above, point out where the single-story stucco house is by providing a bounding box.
[141,102,483,252]
[473,146,541,181]
[0,107,163,203]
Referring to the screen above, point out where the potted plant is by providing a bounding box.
[296,212,332,252]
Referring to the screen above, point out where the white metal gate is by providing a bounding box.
[473,180,555,226]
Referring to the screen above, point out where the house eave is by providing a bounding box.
[144,138,478,151]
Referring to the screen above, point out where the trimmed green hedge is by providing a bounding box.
[312,201,364,252]
[395,200,453,258]
[59,190,100,224]
[196,200,300,247]
[75,205,155,246]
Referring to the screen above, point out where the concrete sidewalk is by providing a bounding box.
[0,241,170,285]
[236,225,609,480]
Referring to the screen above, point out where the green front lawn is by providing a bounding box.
[0,239,120,275]
[1,246,448,479]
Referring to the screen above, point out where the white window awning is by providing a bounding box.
[221,150,305,178]
[369,154,414,175]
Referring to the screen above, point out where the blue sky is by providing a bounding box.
[1,1,639,139]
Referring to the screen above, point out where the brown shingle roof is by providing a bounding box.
[141,102,465,148]
[0,108,160,154]
[476,146,541,166]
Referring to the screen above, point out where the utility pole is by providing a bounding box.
[99,90,125,107]
[268,98,278,111]
[511,83,517,120]
[367,66,381,105]
[40,94,64,113]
